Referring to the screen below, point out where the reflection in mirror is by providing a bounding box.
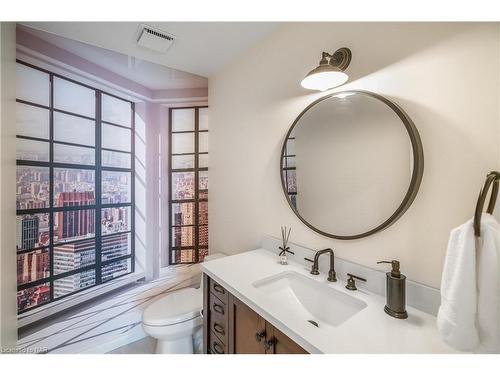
[281,91,423,239]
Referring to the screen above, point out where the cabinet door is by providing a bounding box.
[228,295,266,354]
[265,321,308,354]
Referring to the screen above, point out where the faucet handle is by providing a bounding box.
[345,273,367,291]
[304,257,319,275]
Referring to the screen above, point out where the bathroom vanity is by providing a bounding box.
[203,274,308,354]
[201,246,456,354]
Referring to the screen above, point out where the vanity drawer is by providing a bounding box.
[209,279,229,304]
[209,329,226,354]
[210,305,228,345]
[209,292,227,318]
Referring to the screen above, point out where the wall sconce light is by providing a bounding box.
[301,47,352,91]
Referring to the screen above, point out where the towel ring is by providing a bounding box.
[474,171,500,237]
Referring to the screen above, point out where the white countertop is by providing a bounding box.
[201,248,456,354]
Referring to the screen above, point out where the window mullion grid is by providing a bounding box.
[48,72,55,302]
[194,108,200,263]
[16,60,136,313]
[95,91,102,285]
[168,109,173,265]
[130,102,136,273]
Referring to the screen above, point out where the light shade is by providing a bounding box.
[301,65,349,91]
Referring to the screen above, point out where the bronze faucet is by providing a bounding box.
[305,248,337,282]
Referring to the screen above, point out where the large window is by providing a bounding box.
[15,61,135,313]
[169,107,208,264]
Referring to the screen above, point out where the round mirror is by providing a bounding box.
[280,90,424,240]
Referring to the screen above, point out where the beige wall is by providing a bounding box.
[0,22,17,350]
[208,23,500,288]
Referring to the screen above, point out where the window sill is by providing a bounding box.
[18,271,144,329]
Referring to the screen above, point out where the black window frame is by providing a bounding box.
[282,136,297,208]
[168,106,208,265]
[15,60,135,314]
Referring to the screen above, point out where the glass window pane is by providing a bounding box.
[53,77,95,118]
[16,166,50,210]
[102,171,131,204]
[102,94,131,127]
[54,112,95,146]
[172,172,194,200]
[199,132,208,153]
[199,154,208,168]
[199,249,208,262]
[172,203,194,226]
[16,139,49,162]
[17,283,50,312]
[102,233,131,261]
[172,155,194,169]
[16,213,50,251]
[17,249,50,285]
[53,210,95,244]
[199,225,208,247]
[16,102,50,139]
[283,170,297,193]
[199,171,208,199]
[172,133,194,154]
[283,156,296,168]
[102,258,131,282]
[172,109,195,132]
[102,206,131,235]
[199,108,208,130]
[16,64,50,106]
[199,202,208,225]
[102,150,131,169]
[54,144,95,165]
[172,226,194,247]
[54,269,96,298]
[54,169,95,207]
[171,250,195,264]
[102,124,131,152]
[54,238,95,275]
[285,138,295,155]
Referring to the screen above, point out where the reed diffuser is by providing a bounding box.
[279,226,293,265]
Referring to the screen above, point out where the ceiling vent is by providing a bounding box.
[137,25,175,53]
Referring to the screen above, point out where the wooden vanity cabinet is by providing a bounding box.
[203,274,308,354]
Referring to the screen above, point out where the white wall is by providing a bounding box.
[208,22,500,288]
[0,22,17,350]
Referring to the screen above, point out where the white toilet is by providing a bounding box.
[142,253,226,354]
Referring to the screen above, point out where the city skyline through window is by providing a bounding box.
[169,107,208,264]
[16,61,135,313]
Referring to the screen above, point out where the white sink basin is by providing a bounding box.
[252,271,367,328]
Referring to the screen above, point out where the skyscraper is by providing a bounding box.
[56,191,95,241]
[53,238,96,298]
[17,215,39,250]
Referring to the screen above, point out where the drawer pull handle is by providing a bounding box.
[213,303,225,315]
[213,323,225,335]
[255,331,265,342]
[264,339,274,350]
[213,342,224,354]
[213,284,225,294]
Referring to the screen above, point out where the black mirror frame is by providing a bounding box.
[280,90,424,240]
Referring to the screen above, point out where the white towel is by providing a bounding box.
[476,214,500,353]
[437,214,500,353]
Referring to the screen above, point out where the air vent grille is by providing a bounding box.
[144,27,174,41]
[137,25,175,53]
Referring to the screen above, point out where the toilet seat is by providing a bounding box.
[143,287,202,327]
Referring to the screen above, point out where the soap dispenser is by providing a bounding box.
[377,260,408,319]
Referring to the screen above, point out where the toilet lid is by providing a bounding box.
[143,287,202,326]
